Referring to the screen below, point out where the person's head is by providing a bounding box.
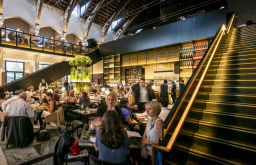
[105,81,108,85]
[82,90,88,101]
[43,89,47,94]
[65,80,67,83]
[125,88,130,93]
[93,89,97,95]
[92,81,95,85]
[54,89,59,94]
[140,79,145,87]
[109,88,113,92]
[66,90,69,96]
[0,87,5,94]
[70,91,74,97]
[164,80,167,84]
[100,110,127,149]
[119,88,124,93]
[27,87,31,91]
[17,89,25,96]
[46,92,53,100]
[106,92,117,107]
[180,80,184,84]
[19,92,27,101]
[157,97,168,108]
[145,101,161,117]
[42,79,45,83]
[119,98,129,109]
[172,81,176,85]
[30,86,34,90]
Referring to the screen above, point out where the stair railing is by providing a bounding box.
[151,14,235,164]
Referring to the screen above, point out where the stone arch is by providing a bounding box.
[3,16,34,33]
[39,26,61,40]
[66,33,83,44]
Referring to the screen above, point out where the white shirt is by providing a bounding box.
[2,95,19,112]
[6,99,34,118]
[159,107,170,121]
[26,91,32,98]
[140,86,148,103]
[39,82,48,89]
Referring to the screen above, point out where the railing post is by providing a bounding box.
[0,28,2,44]
[16,31,17,47]
[30,34,32,49]
[42,37,44,51]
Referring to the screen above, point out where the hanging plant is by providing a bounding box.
[69,55,92,67]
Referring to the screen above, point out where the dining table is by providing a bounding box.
[72,109,97,124]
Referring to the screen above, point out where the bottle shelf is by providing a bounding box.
[194,48,208,51]
[180,59,193,62]
[180,50,193,53]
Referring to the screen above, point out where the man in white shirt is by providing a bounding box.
[157,97,170,121]
[6,92,34,118]
[2,89,25,112]
[90,90,101,106]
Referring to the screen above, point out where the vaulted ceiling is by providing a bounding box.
[44,0,227,35]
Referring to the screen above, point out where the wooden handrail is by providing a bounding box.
[152,14,236,165]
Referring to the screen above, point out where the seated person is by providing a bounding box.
[2,89,25,112]
[120,98,141,131]
[95,92,123,126]
[64,91,77,106]
[90,90,101,106]
[37,92,58,129]
[94,110,130,164]
[157,97,170,121]
[53,90,60,105]
[79,91,90,107]
[118,88,126,97]
[6,92,34,117]
[140,101,163,164]
[26,87,33,98]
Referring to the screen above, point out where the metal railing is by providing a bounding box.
[0,27,95,56]
[151,14,236,164]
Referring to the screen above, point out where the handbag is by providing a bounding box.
[69,137,80,155]
[37,129,51,142]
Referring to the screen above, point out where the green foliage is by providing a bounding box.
[70,67,91,82]
[73,84,89,91]
[69,55,92,67]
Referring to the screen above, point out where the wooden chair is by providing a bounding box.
[42,107,64,134]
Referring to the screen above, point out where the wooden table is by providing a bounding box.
[72,109,96,124]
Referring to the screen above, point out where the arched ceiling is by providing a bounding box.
[44,0,227,35]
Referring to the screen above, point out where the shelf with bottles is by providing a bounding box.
[193,51,205,60]
[180,53,193,61]
[180,70,193,77]
[193,41,208,51]
[180,46,193,53]
[180,61,193,69]
[193,61,200,69]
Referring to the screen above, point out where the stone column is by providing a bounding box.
[34,54,40,71]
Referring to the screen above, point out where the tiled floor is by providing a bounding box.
[0,122,95,165]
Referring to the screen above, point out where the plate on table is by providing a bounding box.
[90,137,96,143]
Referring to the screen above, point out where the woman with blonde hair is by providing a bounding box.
[95,92,122,124]
[140,101,163,164]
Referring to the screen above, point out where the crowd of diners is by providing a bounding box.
[0,78,176,164]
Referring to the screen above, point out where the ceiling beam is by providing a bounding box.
[100,0,131,43]
[115,11,140,40]
[81,0,94,17]
[84,0,105,40]
[63,0,77,33]
[36,0,44,25]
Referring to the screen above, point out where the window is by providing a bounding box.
[111,18,122,29]
[72,5,78,16]
[81,2,90,15]
[39,64,49,70]
[5,61,24,83]
[135,29,142,34]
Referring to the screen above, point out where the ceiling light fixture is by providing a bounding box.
[220,6,225,9]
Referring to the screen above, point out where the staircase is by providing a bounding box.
[162,25,256,164]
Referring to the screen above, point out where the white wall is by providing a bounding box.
[1,0,105,43]
[2,18,31,33]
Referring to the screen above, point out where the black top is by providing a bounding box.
[171,85,176,96]
[95,104,123,120]
[67,102,76,106]
[50,98,58,112]
[41,82,46,87]
[180,83,185,93]
[160,84,168,97]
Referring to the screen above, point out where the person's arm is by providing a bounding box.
[94,129,99,151]
[26,104,34,118]
[126,118,139,125]
[63,97,68,103]
[39,83,41,89]
[141,123,148,159]
[46,83,48,89]
[46,100,54,113]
